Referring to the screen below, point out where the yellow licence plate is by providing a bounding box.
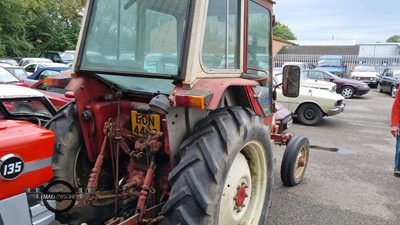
[131,111,161,137]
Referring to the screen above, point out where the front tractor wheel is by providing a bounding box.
[161,106,273,225]
[280,135,310,186]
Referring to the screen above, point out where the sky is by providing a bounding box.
[273,0,400,43]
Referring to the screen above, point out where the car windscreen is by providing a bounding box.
[354,66,377,72]
[0,68,20,83]
[60,52,75,61]
[5,67,29,78]
[317,59,341,67]
[1,98,53,117]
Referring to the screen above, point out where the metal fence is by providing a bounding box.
[273,54,400,77]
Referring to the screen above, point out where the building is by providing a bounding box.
[358,43,400,57]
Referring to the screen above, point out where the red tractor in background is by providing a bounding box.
[0,120,55,225]
[46,0,309,224]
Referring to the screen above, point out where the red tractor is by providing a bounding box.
[0,120,55,225]
[46,0,309,224]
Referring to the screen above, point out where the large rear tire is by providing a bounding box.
[45,103,114,225]
[161,106,273,225]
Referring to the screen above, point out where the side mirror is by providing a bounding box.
[282,65,300,97]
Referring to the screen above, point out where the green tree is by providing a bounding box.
[0,0,34,57]
[387,35,400,43]
[273,22,296,41]
[26,0,85,55]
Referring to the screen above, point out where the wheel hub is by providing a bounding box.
[234,182,249,212]
[304,109,315,119]
[297,156,305,167]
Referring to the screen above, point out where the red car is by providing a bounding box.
[30,71,77,109]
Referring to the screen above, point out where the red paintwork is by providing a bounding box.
[30,73,79,109]
[236,186,247,207]
[174,79,273,125]
[0,120,54,199]
[72,76,153,161]
[16,82,30,88]
[175,78,259,109]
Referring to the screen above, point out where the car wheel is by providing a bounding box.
[341,86,354,99]
[377,83,383,93]
[296,103,323,126]
[391,86,397,98]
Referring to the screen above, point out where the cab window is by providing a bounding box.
[202,0,240,69]
[247,1,271,72]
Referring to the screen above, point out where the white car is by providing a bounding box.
[23,62,68,75]
[299,72,337,93]
[18,57,53,67]
[274,68,337,92]
[350,64,379,88]
[274,73,345,126]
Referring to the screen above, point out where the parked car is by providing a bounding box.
[274,73,345,126]
[0,84,56,125]
[31,72,76,109]
[299,72,337,93]
[24,66,71,86]
[303,69,370,98]
[315,55,346,77]
[23,62,68,75]
[0,67,29,87]
[377,67,400,97]
[18,57,53,67]
[39,51,75,65]
[0,58,19,66]
[350,64,379,88]
[378,64,400,82]
[0,64,30,81]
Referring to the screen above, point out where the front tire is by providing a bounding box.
[377,83,383,93]
[296,103,323,126]
[341,86,354,99]
[281,135,310,186]
[391,86,397,98]
[161,106,273,225]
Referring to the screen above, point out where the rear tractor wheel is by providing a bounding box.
[161,106,273,225]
